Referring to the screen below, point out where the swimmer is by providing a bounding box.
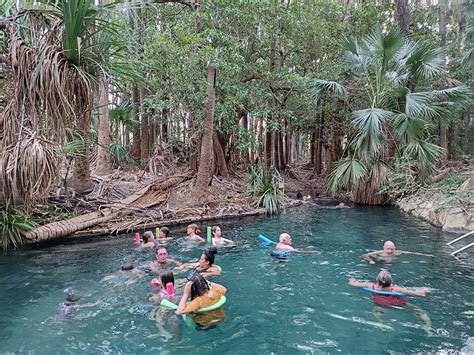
[211,226,235,247]
[149,270,176,304]
[177,247,221,276]
[335,202,350,209]
[150,247,182,273]
[274,233,318,254]
[140,231,156,249]
[186,224,205,242]
[176,273,227,315]
[60,291,81,316]
[363,240,433,264]
[156,227,172,242]
[100,262,145,285]
[60,289,100,317]
[349,270,432,334]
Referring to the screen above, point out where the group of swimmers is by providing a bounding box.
[276,235,434,332]
[63,224,435,332]
[140,224,233,328]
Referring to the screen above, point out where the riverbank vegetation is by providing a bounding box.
[0,0,472,249]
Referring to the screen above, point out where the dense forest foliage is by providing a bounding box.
[0,0,472,248]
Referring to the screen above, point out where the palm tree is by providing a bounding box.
[0,0,125,206]
[312,27,470,204]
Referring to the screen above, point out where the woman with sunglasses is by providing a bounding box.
[150,247,181,273]
[177,247,221,277]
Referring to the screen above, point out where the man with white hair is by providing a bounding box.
[363,240,432,264]
[274,233,317,253]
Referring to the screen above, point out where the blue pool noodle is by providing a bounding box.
[363,287,405,296]
[258,234,277,246]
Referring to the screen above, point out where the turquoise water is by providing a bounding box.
[0,205,472,353]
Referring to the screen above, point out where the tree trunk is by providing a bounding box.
[131,86,141,165]
[71,114,94,193]
[265,127,272,168]
[95,76,113,175]
[194,64,216,200]
[213,132,229,177]
[161,106,168,143]
[395,0,410,36]
[314,117,322,175]
[140,88,150,160]
[439,0,448,161]
[241,111,250,163]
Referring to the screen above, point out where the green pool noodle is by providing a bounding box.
[207,226,212,244]
[160,296,227,313]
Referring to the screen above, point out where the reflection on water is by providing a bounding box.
[0,205,472,353]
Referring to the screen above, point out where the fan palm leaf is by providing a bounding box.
[310,79,348,102]
[351,108,393,158]
[326,156,369,192]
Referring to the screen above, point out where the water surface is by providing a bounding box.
[0,205,472,353]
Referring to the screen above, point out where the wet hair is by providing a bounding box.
[159,270,174,287]
[121,262,134,271]
[376,270,393,288]
[156,247,168,256]
[189,273,210,299]
[188,224,201,236]
[202,247,218,265]
[296,192,303,199]
[211,226,220,237]
[160,227,170,238]
[65,293,81,302]
[142,231,154,243]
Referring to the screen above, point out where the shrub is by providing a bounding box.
[247,165,285,215]
[0,206,37,251]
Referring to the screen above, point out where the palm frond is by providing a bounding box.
[310,79,348,102]
[406,44,445,81]
[391,113,429,143]
[325,156,369,192]
[350,108,393,158]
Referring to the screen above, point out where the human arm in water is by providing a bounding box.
[391,286,431,297]
[200,265,221,276]
[349,278,430,296]
[348,278,374,288]
[176,262,198,270]
[362,251,382,264]
[176,281,193,315]
[397,250,434,257]
[213,238,235,246]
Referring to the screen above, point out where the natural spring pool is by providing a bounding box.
[0,205,472,353]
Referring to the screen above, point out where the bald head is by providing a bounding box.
[383,241,396,254]
[279,233,292,245]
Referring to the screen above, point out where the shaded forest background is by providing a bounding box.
[0,0,472,248]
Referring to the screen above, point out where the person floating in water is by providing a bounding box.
[211,226,235,247]
[274,233,318,254]
[185,224,205,243]
[100,262,145,286]
[335,202,351,209]
[348,270,432,334]
[177,247,221,277]
[60,289,100,318]
[150,247,182,273]
[363,240,433,264]
[175,273,227,329]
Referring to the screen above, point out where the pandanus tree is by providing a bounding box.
[312,27,470,204]
[0,0,123,207]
